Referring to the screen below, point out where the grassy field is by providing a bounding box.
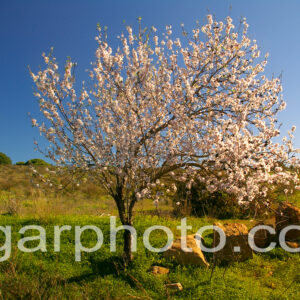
[0,165,300,299]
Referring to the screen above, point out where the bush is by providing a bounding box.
[25,159,50,166]
[0,152,12,165]
[174,180,245,219]
[16,161,25,165]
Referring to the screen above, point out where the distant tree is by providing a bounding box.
[0,152,12,165]
[15,161,26,165]
[25,158,50,166]
[30,15,299,262]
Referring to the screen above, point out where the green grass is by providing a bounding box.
[0,215,299,299]
[1,165,300,299]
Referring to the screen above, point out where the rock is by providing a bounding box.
[266,282,276,290]
[163,234,209,267]
[149,266,170,275]
[266,271,273,277]
[250,222,274,249]
[165,283,183,291]
[213,223,253,262]
[285,241,300,249]
[276,202,300,242]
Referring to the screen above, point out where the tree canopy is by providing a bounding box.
[30,15,300,261]
[0,152,12,165]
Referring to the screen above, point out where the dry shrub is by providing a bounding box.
[4,198,20,216]
[0,192,20,216]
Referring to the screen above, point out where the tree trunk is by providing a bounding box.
[113,191,135,264]
[123,228,133,263]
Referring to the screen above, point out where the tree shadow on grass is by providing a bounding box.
[65,255,152,295]
[89,255,125,276]
[66,255,125,284]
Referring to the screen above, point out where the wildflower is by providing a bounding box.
[77,119,84,126]
[31,119,37,126]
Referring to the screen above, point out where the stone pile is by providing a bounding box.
[148,201,300,290]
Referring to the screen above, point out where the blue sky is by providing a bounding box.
[1,0,300,163]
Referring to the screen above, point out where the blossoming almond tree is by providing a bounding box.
[30,15,299,262]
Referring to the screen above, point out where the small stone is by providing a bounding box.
[149,266,170,275]
[266,282,276,289]
[165,282,183,291]
[266,271,273,277]
[285,241,300,249]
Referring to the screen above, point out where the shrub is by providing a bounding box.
[25,159,50,166]
[16,161,25,165]
[0,152,12,165]
[174,180,245,219]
